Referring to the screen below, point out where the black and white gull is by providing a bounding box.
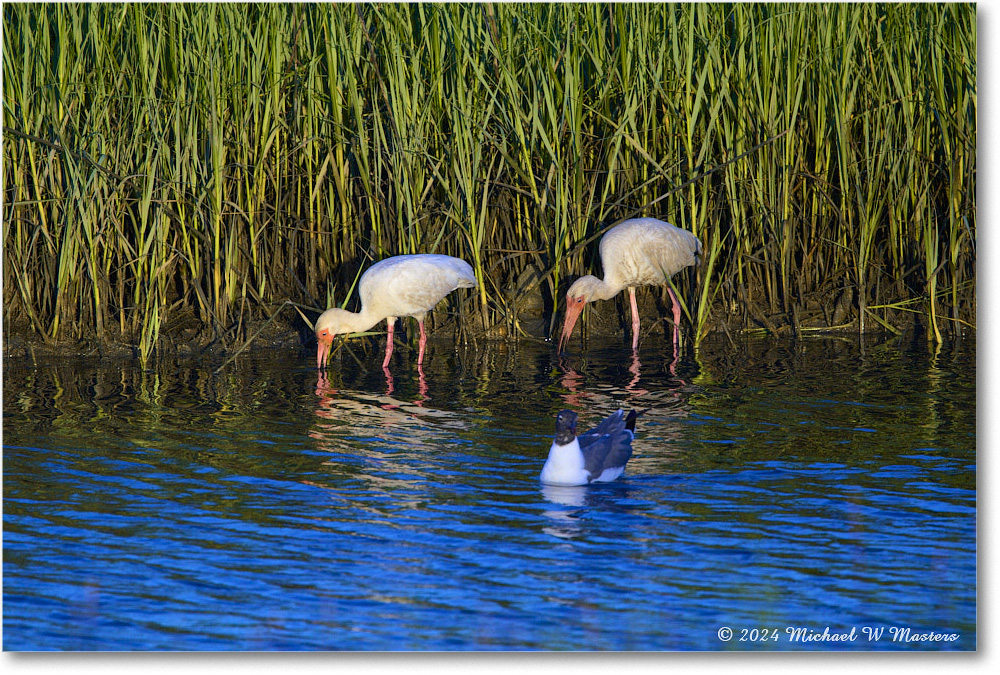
[540,409,638,486]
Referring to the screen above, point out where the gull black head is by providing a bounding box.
[554,410,578,445]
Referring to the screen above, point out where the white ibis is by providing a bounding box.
[558,217,702,352]
[315,254,477,370]
[540,409,638,486]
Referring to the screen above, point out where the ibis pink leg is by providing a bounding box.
[666,286,682,347]
[383,320,395,368]
[417,320,428,365]
[628,287,641,351]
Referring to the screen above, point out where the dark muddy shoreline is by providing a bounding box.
[3,286,950,367]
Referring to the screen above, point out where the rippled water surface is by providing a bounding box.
[3,333,976,650]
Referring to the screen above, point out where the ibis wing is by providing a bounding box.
[360,255,477,319]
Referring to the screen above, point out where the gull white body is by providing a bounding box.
[540,436,591,487]
[315,254,477,369]
[540,409,637,486]
[559,217,702,352]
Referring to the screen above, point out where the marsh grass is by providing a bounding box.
[2,3,976,360]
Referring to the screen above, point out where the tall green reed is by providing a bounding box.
[3,3,976,361]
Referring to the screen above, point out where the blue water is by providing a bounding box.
[2,334,976,650]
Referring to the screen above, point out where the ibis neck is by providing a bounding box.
[345,306,392,334]
[590,275,623,302]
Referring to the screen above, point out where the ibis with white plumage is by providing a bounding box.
[315,254,477,370]
[558,217,702,352]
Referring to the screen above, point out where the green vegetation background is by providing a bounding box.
[2,4,976,360]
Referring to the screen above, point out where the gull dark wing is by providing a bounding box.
[577,409,625,446]
[578,410,636,481]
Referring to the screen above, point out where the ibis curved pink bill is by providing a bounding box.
[558,217,701,352]
[315,254,477,370]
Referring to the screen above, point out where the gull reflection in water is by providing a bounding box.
[540,484,588,539]
[539,483,641,540]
